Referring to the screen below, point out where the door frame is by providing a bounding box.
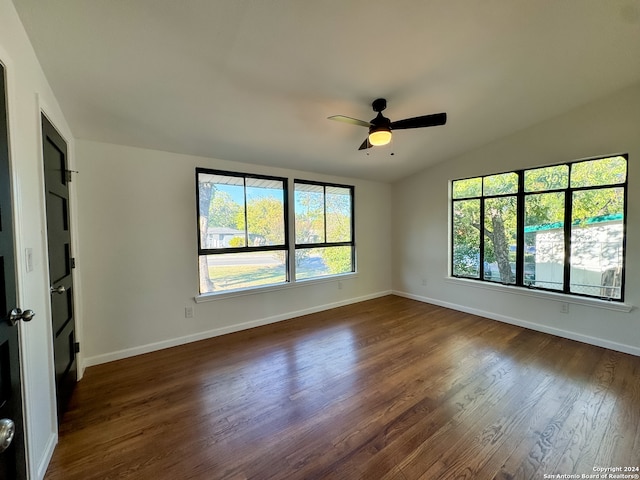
[0,55,29,478]
[41,111,81,423]
[38,109,84,373]
[34,107,84,475]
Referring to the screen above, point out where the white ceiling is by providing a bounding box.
[12,0,640,182]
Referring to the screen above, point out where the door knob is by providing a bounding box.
[0,418,15,453]
[7,308,36,326]
[50,285,66,295]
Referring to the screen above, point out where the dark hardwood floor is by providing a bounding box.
[45,295,640,479]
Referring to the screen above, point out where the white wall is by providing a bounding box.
[75,140,392,365]
[0,0,76,477]
[392,82,640,355]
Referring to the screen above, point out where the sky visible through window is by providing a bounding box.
[216,183,316,212]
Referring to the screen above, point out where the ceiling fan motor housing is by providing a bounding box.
[372,98,387,112]
[369,113,391,134]
[370,98,391,134]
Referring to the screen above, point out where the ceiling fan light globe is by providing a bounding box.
[368,130,392,146]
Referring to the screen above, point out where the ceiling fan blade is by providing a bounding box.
[358,138,372,150]
[390,112,447,130]
[328,115,372,127]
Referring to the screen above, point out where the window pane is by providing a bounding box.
[198,173,246,249]
[295,184,325,244]
[570,188,624,298]
[326,186,352,243]
[200,251,287,293]
[450,155,626,300]
[570,156,627,188]
[294,181,354,281]
[452,177,482,199]
[484,196,517,284]
[524,192,565,290]
[295,246,353,280]
[524,165,568,192]
[245,178,286,246]
[452,199,480,278]
[483,172,518,196]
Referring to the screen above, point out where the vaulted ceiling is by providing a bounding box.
[12,0,640,182]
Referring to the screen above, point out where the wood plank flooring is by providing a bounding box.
[45,295,640,479]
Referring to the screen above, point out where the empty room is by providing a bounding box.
[1,0,639,479]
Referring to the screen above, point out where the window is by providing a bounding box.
[197,169,289,294]
[294,180,355,280]
[196,170,356,295]
[451,154,627,301]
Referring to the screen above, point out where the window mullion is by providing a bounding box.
[323,186,327,243]
[563,188,572,294]
[287,178,295,283]
[350,185,356,270]
[516,171,525,285]
[243,178,249,247]
[479,197,486,280]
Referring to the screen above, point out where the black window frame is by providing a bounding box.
[450,154,628,302]
[294,179,356,278]
[196,169,358,295]
[196,168,290,290]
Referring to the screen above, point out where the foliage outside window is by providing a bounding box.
[197,169,289,294]
[451,155,627,301]
[294,181,355,280]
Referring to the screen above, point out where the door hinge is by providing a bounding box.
[74,342,80,354]
[65,169,78,182]
[71,257,76,269]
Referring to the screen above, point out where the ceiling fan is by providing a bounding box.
[328,98,447,150]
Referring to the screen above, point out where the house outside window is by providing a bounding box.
[451,154,627,301]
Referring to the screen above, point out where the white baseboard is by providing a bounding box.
[393,290,640,357]
[34,432,57,480]
[84,290,392,367]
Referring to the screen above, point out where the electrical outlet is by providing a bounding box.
[421,278,427,286]
[560,302,569,314]
[185,306,194,318]
[338,281,343,290]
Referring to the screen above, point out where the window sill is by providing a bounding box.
[194,272,358,303]
[445,276,633,312]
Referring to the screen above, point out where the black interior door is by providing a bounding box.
[0,63,27,480]
[42,115,77,422]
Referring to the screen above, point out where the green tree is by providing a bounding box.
[239,196,285,245]
[484,197,517,282]
[325,191,351,242]
[209,191,242,229]
[323,190,352,274]
[322,246,352,274]
[295,190,324,243]
[452,199,480,276]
